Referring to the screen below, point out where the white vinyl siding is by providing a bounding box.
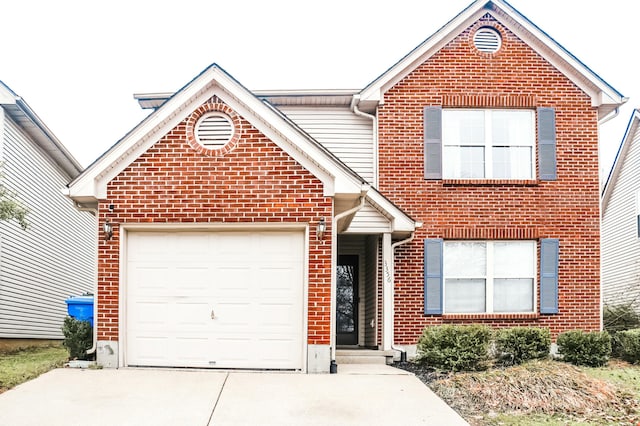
[0,115,95,339]
[343,203,391,234]
[602,125,640,309]
[278,106,374,184]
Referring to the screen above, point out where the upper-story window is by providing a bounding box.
[442,109,535,179]
[424,106,556,181]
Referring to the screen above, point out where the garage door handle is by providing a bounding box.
[211,309,216,320]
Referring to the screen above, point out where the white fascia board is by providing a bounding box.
[366,190,415,233]
[358,0,624,112]
[496,7,624,110]
[211,71,362,196]
[358,3,487,104]
[69,65,363,201]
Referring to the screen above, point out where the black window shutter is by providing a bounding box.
[424,239,443,315]
[424,107,442,179]
[540,238,559,314]
[538,107,557,181]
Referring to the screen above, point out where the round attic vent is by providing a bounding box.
[195,112,234,148]
[473,27,502,53]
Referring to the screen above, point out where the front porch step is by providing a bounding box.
[335,349,396,365]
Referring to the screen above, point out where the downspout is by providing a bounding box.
[73,201,99,356]
[351,97,378,188]
[330,187,369,372]
[390,232,415,362]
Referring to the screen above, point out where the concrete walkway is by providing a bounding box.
[0,364,468,425]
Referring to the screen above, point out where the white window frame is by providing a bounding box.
[442,109,535,179]
[443,240,537,314]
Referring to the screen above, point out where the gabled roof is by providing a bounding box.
[67,64,415,233]
[601,109,640,214]
[0,81,83,179]
[356,0,626,119]
[68,64,368,203]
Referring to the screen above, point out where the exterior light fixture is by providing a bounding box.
[103,220,113,241]
[317,218,326,240]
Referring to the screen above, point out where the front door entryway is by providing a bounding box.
[336,255,359,345]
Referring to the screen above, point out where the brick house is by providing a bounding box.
[67,0,624,372]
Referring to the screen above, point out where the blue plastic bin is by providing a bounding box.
[65,295,94,327]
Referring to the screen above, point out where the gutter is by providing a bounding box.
[598,106,620,126]
[73,201,99,356]
[351,96,378,188]
[330,186,369,372]
[390,232,415,362]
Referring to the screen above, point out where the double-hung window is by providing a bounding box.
[443,240,536,313]
[424,238,559,315]
[442,109,535,179]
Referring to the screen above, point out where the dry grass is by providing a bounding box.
[427,360,639,425]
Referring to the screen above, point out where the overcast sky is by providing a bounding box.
[1,0,635,181]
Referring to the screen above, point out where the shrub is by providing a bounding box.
[62,316,92,360]
[603,304,640,358]
[416,324,491,371]
[556,330,611,367]
[615,328,640,364]
[494,327,551,366]
[603,303,640,333]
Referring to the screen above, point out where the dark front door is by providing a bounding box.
[336,255,359,346]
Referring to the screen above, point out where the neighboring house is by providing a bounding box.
[67,0,624,372]
[0,81,95,340]
[602,109,640,309]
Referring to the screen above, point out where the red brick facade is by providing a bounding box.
[379,17,601,342]
[96,98,333,344]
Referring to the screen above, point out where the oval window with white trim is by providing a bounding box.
[473,27,502,53]
[195,112,234,149]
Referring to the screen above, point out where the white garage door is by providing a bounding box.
[125,230,305,370]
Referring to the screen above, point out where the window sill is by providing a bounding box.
[442,313,541,321]
[442,179,539,187]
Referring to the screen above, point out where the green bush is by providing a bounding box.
[615,328,640,364]
[416,324,491,371]
[603,304,640,358]
[603,303,640,333]
[494,327,551,366]
[556,330,611,367]
[62,316,92,360]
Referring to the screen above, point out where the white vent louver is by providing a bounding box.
[196,113,233,148]
[473,28,501,53]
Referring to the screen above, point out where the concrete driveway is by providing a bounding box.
[0,364,468,425]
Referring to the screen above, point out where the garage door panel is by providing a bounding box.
[128,266,171,293]
[257,304,299,328]
[214,302,251,328]
[130,336,170,364]
[126,230,304,370]
[132,301,168,327]
[174,302,211,328]
[174,337,210,364]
